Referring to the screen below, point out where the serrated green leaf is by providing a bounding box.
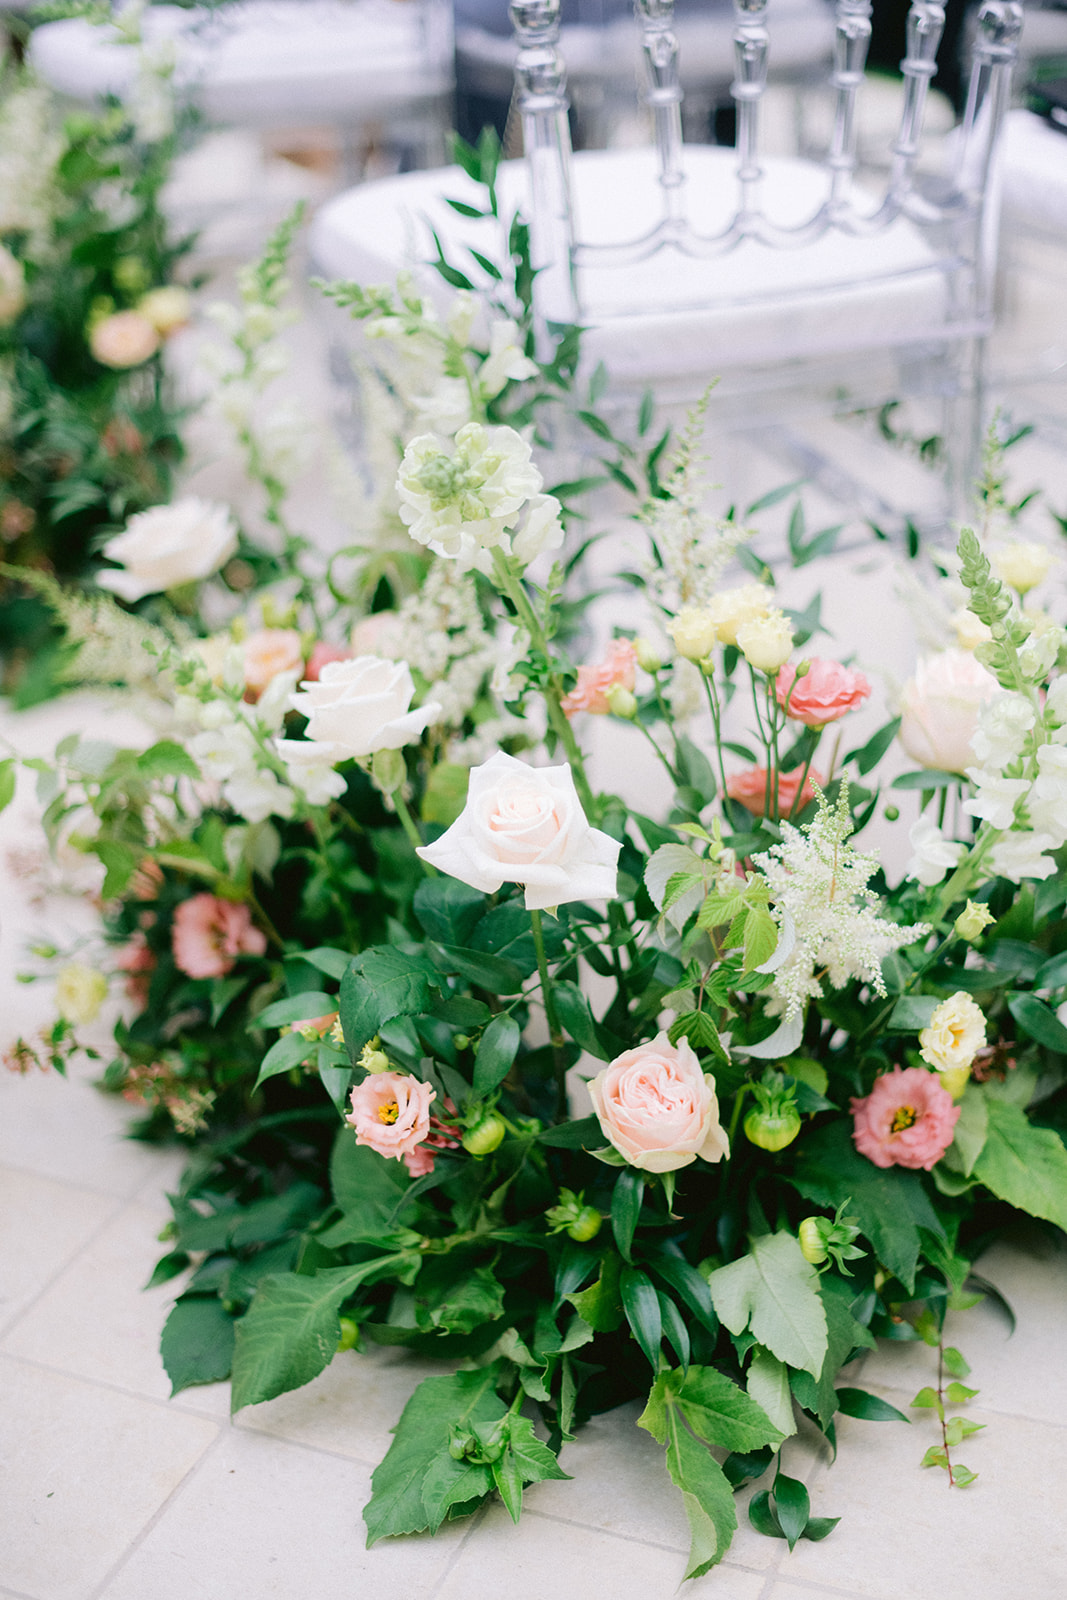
[638,1391,739,1579]
[413,877,485,945]
[414,1260,505,1336]
[972,1098,1067,1230]
[366,1368,507,1544]
[665,1363,785,1452]
[160,1296,235,1395]
[709,1232,828,1378]
[421,1454,494,1534]
[746,1346,795,1439]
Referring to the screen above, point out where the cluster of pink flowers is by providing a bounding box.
[850,1066,959,1170]
[171,894,267,980]
[776,658,871,727]
[345,1069,460,1176]
[726,766,824,818]
[115,931,156,1006]
[561,639,637,717]
[241,631,353,702]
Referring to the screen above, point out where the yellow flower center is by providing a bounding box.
[378,1100,400,1125]
[891,1105,918,1134]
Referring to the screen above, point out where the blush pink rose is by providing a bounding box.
[171,893,267,979]
[305,641,352,681]
[243,628,304,699]
[345,1070,435,1162]
[561,639,638,716]
[898,650,999,774]
[726,766,824,818]
[851,1065,960,1171]
[588,1031,730,1173]
[776,659,871,727]
[90,310,160,369]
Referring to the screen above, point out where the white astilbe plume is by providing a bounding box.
[3,569,179,693]
[641,396,749,613]
[753,782,930,1019]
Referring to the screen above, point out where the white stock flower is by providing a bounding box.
[963,770,1031,830]
[189,719,258,781]
[478,321,538,398]
[291,656,440,762]
[413,378,472,437]
[396,423,543,566]
[512,493,564,565]
[97,499,238,602]
[1046,676,1067,735]
[1028,745,1067,847]
[988,830,1059,883]
[416,750,620,912]
[969,692,1036,768]
[906,817,966,887]
[252,668,303,733]
[1018,626,1064,683]
[276,740,349,805]
[223,767,295,825]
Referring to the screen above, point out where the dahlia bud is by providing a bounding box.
[462,1112,507,1156]
[798,1217,828,1265]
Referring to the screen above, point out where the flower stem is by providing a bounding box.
[530,907,567,1119]
[394,790,435,870]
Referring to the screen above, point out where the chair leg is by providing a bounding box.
[943,334,988,525]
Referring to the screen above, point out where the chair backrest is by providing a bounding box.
[509,0,1025,346]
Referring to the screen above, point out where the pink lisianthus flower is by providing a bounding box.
[776,659,871,727]
[345,1070,435,1162]
[851,1065,960,1170]
[171,893,267,979]
[726,766,824,818]
[304,641,352,681]
[561,639,637,716]
[243,628,304,699]
[403,1145,436,1177]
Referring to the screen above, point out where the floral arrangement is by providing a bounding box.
[0,33,189,701]
[4,136,1067,1583]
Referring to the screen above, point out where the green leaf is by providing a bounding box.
[746,1347,795,1439]
[772,1470,810,1551]
[420,1455,494,1534]
[639,1383,740,1579]
[789,1280,875,1430]
[910,1386,941,1409]
[921,1444,950,1469]
[648,1251,718,1334]
[413,878,485,946]
[438,944,524,994]
[945,1381,978,1403]
[160,1296,235,1394]
[1008,992,1067,1055]
[944,1417,985,1446]
[301,947,351,981]
[844,717,901,777]
[611,1167,644,1263]
[803,1515,841,1541]
[136,740,202,781]
[943,1083,989,1178]
[0,758,16,814]
[791,1121,944,1293]
[951,1463,979,1486]
[669,1364,784,1453]
[538,1114,602,1149]
[255,991,337,1028]
[620,1266,662,1368]
[506,1414,570,1487]
[253,1029,313,1090]
[942,1346,970,1379]
[329,1134,412,1231]
[231,1256,412,1410]
[743,907,779,974]
[888,995,940,1031]
[553,979,619,1060]
[708,1232,828,1379]
[835,1387,911,1423]
[567,1251,624,1331]
[667,1010,729,1062]
[472,1013,520,1096]
[972,1098,1067,1230]
[365,1368,507,1544]
[414,1260,505,1336]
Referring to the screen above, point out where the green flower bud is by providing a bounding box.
[371,747,406,796]
[634,637,663,674]
[884,804,900,821]
[462,1112,507,1156]
[567,1206,603,1242]
[452,1034,471,1051]
[605,682,638,719]
[798,1217,828,1265]
[744,1104,802,1151]
[336,1316,360,1352]
[954,899,995,943]
[546,1187,602,1241]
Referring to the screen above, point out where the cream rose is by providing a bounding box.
[55,963,108,1026]
[588,1032,729,1173]
[97,498,238,602]
[737,609,794,674]
[919,992,987,1074]
[708,583,772,646]
[416,750,620,912]
[89,309,160,369]
[137,285,193,337]
[668,607,717,662]
[290,656,440,763]
[897,650,999,774]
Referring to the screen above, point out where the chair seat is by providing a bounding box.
[29,0,452,126]
[1000,109,1067,238]
[310,146,951,387]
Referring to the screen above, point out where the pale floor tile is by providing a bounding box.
[436,1503,771,1600]
[236,1342,456,1462]
[785,1405,1067,1600]
[0,1168,117,1336]
[95,1429,468,1600]
[0,1355,218,1600]
[2,1200,182,1402]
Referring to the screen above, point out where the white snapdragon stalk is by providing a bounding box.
[754,784,930,1020]
[906,818,966,888]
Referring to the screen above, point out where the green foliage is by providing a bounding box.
[972,1099,1067,1231]
[160,1295,236,1395]
[709,1233,828,1379]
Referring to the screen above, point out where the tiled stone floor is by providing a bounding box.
[4,127,1067,1600]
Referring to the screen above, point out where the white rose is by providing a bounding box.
[290,656,440,762]
[97,498,238,602]
[736,609,794,674]
[897,650,999,774]
[416,750,620,912]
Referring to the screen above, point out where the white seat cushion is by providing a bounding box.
[1000,109,1067,237]
[310,146,950,385]
[29,1,452,125]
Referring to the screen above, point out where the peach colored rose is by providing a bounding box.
[776,659,871,727]
[243,628,304,699]
[89,310,160,369]
[588,1031,729,1173]
[305,641,352,681]
[171,893,267,979]
[851,1066,959,1170]
[726,766,824,818]
[417,751,620,912]
[897,650,999,774]
[561,639,638,716]
[345,1070,435,1162]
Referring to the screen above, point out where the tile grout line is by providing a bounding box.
[0,1186,134,1345]
[757,1570,896,1600]
[425,1503,489,1600]
[84,1428,230,1600]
